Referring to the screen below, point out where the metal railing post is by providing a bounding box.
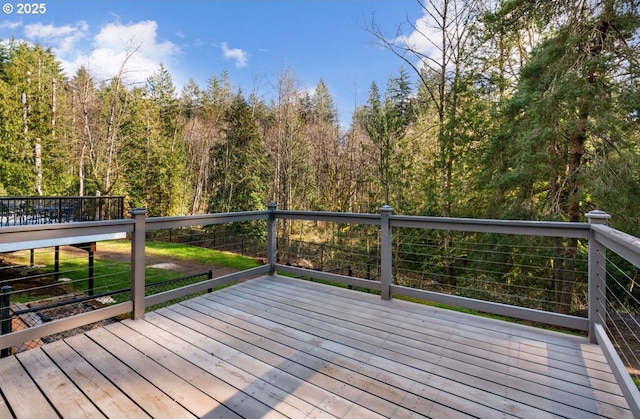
[207,269,214,293]
[380,205,393,300]
[130,208,147,320]
[267,202,278,275]
[1,286,11,358]
[586,210,611,343]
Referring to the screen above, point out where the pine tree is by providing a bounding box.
[359,69,416,208]
[142,64,186,215]
[483,0,640,312]
[0,42,67,195]
[210,91,268,213]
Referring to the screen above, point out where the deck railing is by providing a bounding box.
[0,204,637,414]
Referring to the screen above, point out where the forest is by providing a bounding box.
[0,0,639,236]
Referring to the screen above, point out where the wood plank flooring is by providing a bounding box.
[0,275,633,418]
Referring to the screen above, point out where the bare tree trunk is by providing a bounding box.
[79,144,86,196]
[51,78,56,139]
[34,139,43,195]
[192,148,209,214]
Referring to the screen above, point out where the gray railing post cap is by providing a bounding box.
[129,208,147,215]
[586,210,611,223]
[380,205,394,213]
[267,202,277,210]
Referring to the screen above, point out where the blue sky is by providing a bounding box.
[0,0,431,127]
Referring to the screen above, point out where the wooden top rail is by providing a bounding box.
[590,223,640,270]
[145,210,270,231]
[0,219,133,252]
[274,210,382,225]
[273,209,591,238]
[390,215,591,238]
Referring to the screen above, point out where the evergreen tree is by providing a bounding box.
[483,0,640,312]
[210,91,268,213]
[306,79,348,211]
[141,64,186,215]
[359,69,416,208]
[0,42,68,195]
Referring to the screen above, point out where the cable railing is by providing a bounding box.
[0,205,637,414]
[602,253,640,393]
[391,230,589,315]
[584,218,640,414]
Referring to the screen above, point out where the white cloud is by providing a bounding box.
[0,20,22,30]
[25,21,83,39]
[221,42,248,68]
[24,21,88,54]
[1,18,181,87]
[65,20,180,85]
[393,7,444,67]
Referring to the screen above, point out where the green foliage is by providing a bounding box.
[0,2,638,245]
[1,3,640,325]
[482,0,640,225]
[358,68,418,208]
[210,91,268,213]
[0,41,68,195]
[139,65,186,216]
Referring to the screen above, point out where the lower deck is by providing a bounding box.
[0,275,632,418]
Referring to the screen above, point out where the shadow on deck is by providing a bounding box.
[0,275,632,418]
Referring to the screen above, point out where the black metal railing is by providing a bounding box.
[0,270,214,348]
[0,196,124,226]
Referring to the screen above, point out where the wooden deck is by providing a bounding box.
[0,275,632,418]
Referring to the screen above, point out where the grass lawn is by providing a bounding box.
[6,240,261,303]
[98,240,262,271]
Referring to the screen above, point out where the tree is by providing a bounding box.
[69,66,99,196]
[483,0,640,312]
[140,64,186,215]
[210,91,268,213]
[367,0,478,217]
[180,72,233,214]
[303,79,353,211]
[263,68,311,211]
[0,42,69,195]
[358,68,417,210]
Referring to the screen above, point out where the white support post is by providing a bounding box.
[130,208,147,320]
[380,205,393,300]
[586,210,610,343]
[267,202,278,275]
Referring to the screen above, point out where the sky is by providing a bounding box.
[0,0,433,128]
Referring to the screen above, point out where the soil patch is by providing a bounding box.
[0,264,73,297]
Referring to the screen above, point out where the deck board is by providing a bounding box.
[41,340,152,418]
[64,333,196,419]
[200,278,623,418]
[0,274,633,418]
[16,348,105,418]
[0,355,59,418]
[182,290,524,417]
